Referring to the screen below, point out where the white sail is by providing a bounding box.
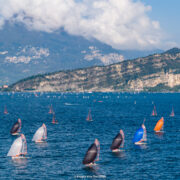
[142,124,147,141]
[120,130,125,148]
[7,134,27,157]
[32,124,47,142]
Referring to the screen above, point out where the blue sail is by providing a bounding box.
[133,127,144,143]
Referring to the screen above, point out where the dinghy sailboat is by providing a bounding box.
[154,117,164,132]
[7,134,27,159]
[82,139,100,166]
[4,106,8,114]
[32,124,47,143]
[133,123,147,145]
[52,113,58,124]
[170,107,175,117]
[10,118,22,135]
[86,109,93,121]
[48,105,53,114]
[151,105,157,116]
[111,130,125,152]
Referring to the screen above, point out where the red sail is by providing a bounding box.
[52,116,56,124]
[86,109,92,121]
[151,105,157,116]
[170,107,175,117]
[49,105,53,114]
[52,114,58,124]
[4,106,8,114]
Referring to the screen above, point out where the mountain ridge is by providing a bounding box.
[3,47,180,92]
[0,23,163,86]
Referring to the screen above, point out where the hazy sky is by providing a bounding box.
[141,0,180,49]
[0,0,179,50]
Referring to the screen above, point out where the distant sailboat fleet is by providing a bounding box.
[5,102,175,166]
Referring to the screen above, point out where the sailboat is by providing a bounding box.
[82,139,100,166]
[154,117,164,132]
[4,106,8,114]
[7,134,27,159]
[133,124,147,145]
[32,124,47,143]
[86,109,93,121]
[170,107,175,117]
[10,118,22,135]
[111,130,125,152]
[48,105,53,114]
[52,113,58,124]
[151,105,157,116]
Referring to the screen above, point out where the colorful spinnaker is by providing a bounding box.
[32,124,47,143]
[82,139,100,166]
[154,117,164,132]
[111,130,124,151]
[7,134,27,158]
[133,124,147,144]
[10,118,22,135]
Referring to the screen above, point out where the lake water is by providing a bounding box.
[0,92,179,179]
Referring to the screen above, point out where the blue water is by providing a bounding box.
[0,92,179,179]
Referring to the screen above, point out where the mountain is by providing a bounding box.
[4,48,180,92]
[0,23,162,86]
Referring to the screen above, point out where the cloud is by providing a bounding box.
[0,0,167,50]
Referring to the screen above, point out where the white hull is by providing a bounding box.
[11,133,19,136]
[135,142,147,145]
[85,163,97,167]
[35,140,46,143]
[155,131,164,133]
[12,156,26,159]
[112,149,124,152]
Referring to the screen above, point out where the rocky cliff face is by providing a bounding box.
[6,48,180,92]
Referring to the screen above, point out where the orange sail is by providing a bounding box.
[154,117,164,132]
[170,107,175,117]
